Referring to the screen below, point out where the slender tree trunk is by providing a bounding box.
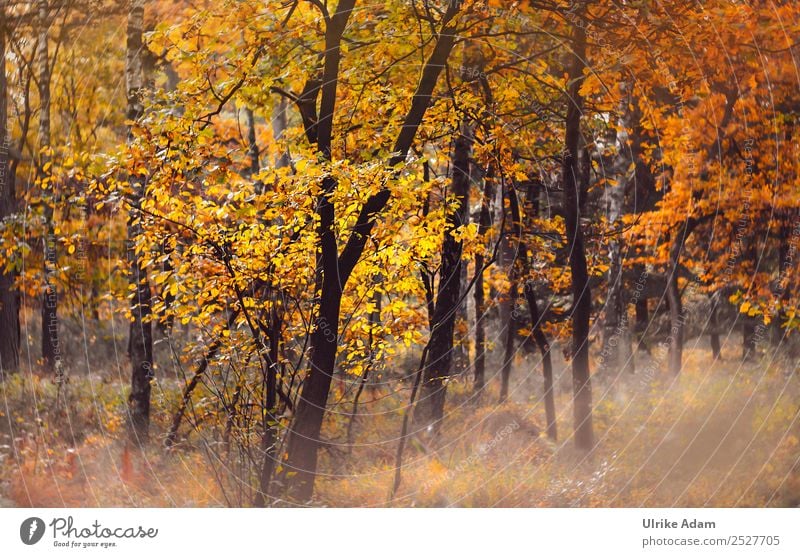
[0,16,20,375]
[513,180,557,440]
[498,279,518,403]
[563,6,594,451]
[243,106,260,177]
[126,0,154,440]
[665,268,683,376]
[665,219,699,375]
[37,1,60,375]
[473,167,494,395]
[496,176,520,403]
[523,281,557,441]
[418,120,473,431]
[254,297,282,507]
[601,87,632,377]
[635,297,650,354]
[272,96,290,169]
[709,291,721,359]
[453,256,470,375]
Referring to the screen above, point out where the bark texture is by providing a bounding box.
[563,6,594,451]
[126,0,154,440]
[0,15,20,375]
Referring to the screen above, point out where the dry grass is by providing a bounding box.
[2,339,799,507]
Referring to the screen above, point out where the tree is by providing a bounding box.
[281,0,462,501]
[0,10,20,375]
[417,119,472,430]
[562,4,594,451]
[125,0,153,440]
[37,0,60,375]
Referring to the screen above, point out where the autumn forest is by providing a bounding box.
[1,0,799,507]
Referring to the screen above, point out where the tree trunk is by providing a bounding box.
[498,279,518,403]
[601,86,633,377]
[709,291,721,359]
[243,106,260,177]
[37,1,60,376]
[665,266,683,375]
[635,297,650,354]
[523,281,557,441]
[563,6,594,451]
[473,167,494,395]
[666,223,691,375]
[418,120,473,431]
[272,96,290,169]
[0,15,20,375]
[254,297,282,507]
[453,255,470,375]
[283,277,342,500]
[126,0,154,441]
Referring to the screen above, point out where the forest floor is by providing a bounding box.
[1,330,799,507]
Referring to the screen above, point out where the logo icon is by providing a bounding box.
[20,517,45,545]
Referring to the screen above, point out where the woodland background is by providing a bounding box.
[1,0,799,507]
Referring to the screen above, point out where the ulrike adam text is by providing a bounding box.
[643,518,716,529]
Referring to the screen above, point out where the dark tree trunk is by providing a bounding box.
[418,121,473,430]
[563,6,594,451]
[281,1,460,502]
[283,275,341,500]
[524,281,557,441]
[158,240,175,335]
[254,297,282,507]
[473,167,494,395]
[453,256,470,375]
[0,16,20,375]
[635,297,650,353]
[665,217,704,375]
[709,291,721,359]
[243,106,260,176]
[497,176,523,404]
[280,0,355,503]
[498,279,518,403]
[665,266,683,376]
[126,0,153,440]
